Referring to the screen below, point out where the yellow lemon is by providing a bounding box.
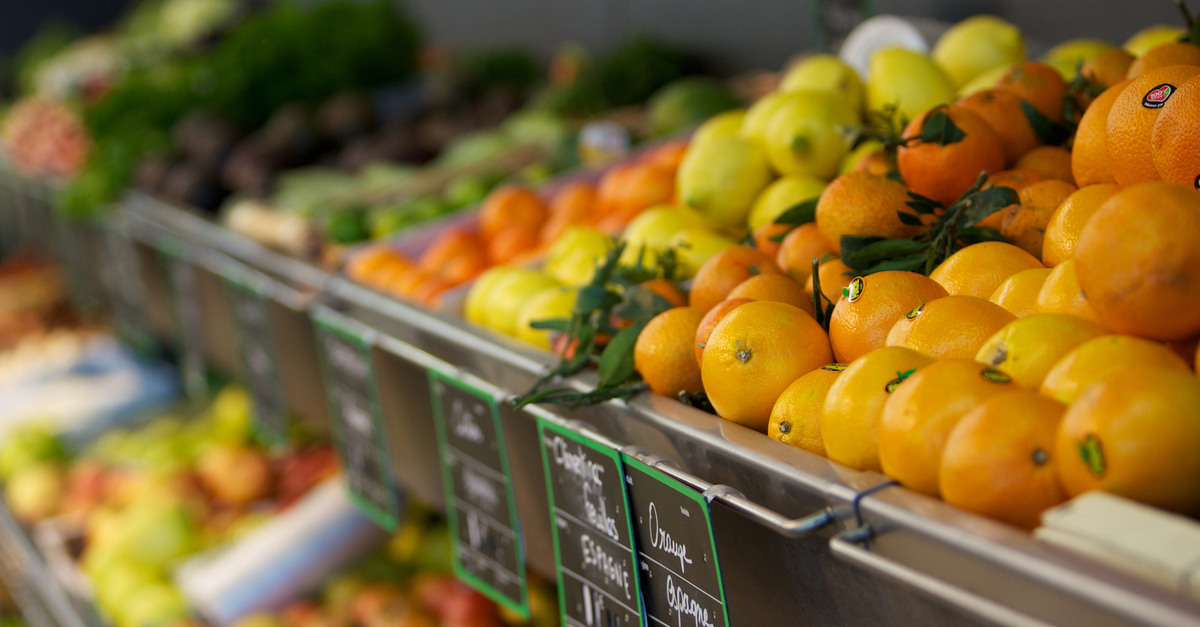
[932,15,1026,87]
[667,227,738,279]
[866,47,956,123]
[748,174,828,229]
[762,91,851,179]
[514,286,578,350]
[677,133,774,230]
[692,109,747,146]
[779,54,865,118]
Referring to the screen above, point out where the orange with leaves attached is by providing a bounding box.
[898,105,1006,206]
[956,88,1042,165]
[814,171,921,254]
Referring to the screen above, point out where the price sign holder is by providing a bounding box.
[314,307,401,531]
[537,413,644,627]
[622,454,731,627]
[102,217,155,353]
[222,265,290,446]
[155,238,208,400]
[429,369,529,618]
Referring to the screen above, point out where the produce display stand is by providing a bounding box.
[5,167,1200,626]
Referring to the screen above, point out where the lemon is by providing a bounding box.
[691,109,747,146]
[677,133,773,231]
[748,174,827,229]
[955,63,1016,97]
[974,313,1109,389]
[1124,25,1187,57]
[931,15,1026,87]
[866,47,956,124]
[463,266,517,325]
[762,90,850,179]
[1039,39,1113,79]
[543,226,613,286]
[481,269,560,336]
[740,91,792,143]
[667,227,738,278]
[514,286,578,350]
[618,205,706,266]
[838,139,885,175]
[779,54,864,119]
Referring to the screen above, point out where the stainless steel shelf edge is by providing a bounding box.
[0,501,91,627]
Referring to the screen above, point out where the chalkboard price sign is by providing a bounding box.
[623,456,730,627]
[314,309,400,531]
[538,417,643,627]
[429,370,529,618]
[158,243,207,400]
[223,271,289,446]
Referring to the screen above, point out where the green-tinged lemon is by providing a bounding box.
[740,91,793,143]
[748,174,828,229]
[839,139,885,175]
[677,133,774,230]
[691,109,747,146]
[515,286,578,350]
[481,269,561,337]
[1124,25,1188,57]
[762,91,850,179]
[667,227,739,278]
[779,54,865,118]
[1040,38,1114,79]
[618,205,706,266]
[463,266,518,325]
[866,47,956,123]
[956,63,1017,97]
[932,15,1026,87]
[543,226,613,286]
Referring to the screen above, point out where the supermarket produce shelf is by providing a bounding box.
[16,176,1200,625]
[0,500,92,627]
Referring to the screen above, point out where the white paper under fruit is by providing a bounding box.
[175,476,391,625]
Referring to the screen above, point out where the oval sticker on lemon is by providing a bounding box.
[1142,83,1176,109]
[846,276,865,302]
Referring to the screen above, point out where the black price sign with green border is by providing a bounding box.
[623,456,730,627]
[429,369,529,618]
[157,240,207,400]
[314,309,400,531]
[538,416,643,627]
[103,221,154,351]
[223,269,289,446]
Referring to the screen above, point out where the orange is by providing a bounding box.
[701,301,833,432]
[828,271,949,363]
[805,255,854,305]
[345,246,412,285]
[1041,183,1120,266]
[884,295,1016,359]
[776,223,835,285]
[814,171,921,254]
[979,168,1048,230]
[1012,146,1075,185]
[768,364,846,456]
[540,181,597,244]
[694,297,752,364]
[595,162,675,218]
[1070,79,1130,187]
[1151,74,1200,187]
[1055,367,1200,513]
[641,138,690,172]
[438,248,488,285]
[999,179,1077,259]
[1126,42,1200,79]
[988,268,1053,317]
[640,278,687,308]
[995,61,1069,123]
[486,226,539,264]
[939,390,1067,529]
[1041,334,1191,404]
[419,229,483,274]
[1106,65,1200,186]
[1033,258,1106,325]
[1075,181,1200,340]
[634,307,706,397]
[752,221,791,259]
[956,88,1042,165]
[688,245,784,313]
[897,105,1006,205]
[929,241,1044,299]
[879,359,1017,495]
[410,274,453,308]
[479,185,547,241]
[821,346,936,472]
[727,273,815,316]
[1080,47,1136,91]
[975,312,1110,388]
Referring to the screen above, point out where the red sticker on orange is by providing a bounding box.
[1142,83,1176,109]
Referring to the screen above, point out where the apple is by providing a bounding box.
[196,444,273,507]
[5,461,66,523]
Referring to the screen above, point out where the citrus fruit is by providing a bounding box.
[999,179,1077,259]
[1124,25,1187,57]
[514,287,577,350]
[1080,47,1136,91]
[543,226,614,286]
[1033,258,1106,324]
[1041,334,1191,404]
[828,271,949,363]
[667,227,739,279]
[975,312,1110,388]
[805,254,855,305]
[748,174,828,230]
[692,109,747,146]
[1041,183,1119,267]
[1075,181,1200,340]
[956,63,1016,97]
[480,269,560,337]
[1012,146,1075,185]
[688,245,784,313]
[595,161,676,220]
[752,222,791,259]
[839,139,889,175]
[776,223,835,285]
[1070,79,1130,187]
[866,47,956,123]
[1106,65,1200,186]
[885,295,1015,359]
[988,267,1053,317]
[701,301,833,432]
[815,171,921,254]
[1041,39,1115,79]
[780,54,865,116]
[1055,367,1200,513]
[763,91,852,179]
[618,206,705,267]
[1151,74,1200,188]
[939,390,1067,529]
[956,88,1041,165]
[768,363,846,456]
[821,346,936,472]
[634,307,706,397]
[463,266,517,326]
[897,105,1006,205]
[994,61,1069,123]
[677,133,773,230]
[740,91,792,143]
[932,15,1026,87]
[639,278,687,308]
[694,297,753,364]
[1126,42,1200,79]
[879,359,1018,496]
[479,185,547,241]
[930,241,1044,299]
[728,273,816,316]
[540,181,598,244]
